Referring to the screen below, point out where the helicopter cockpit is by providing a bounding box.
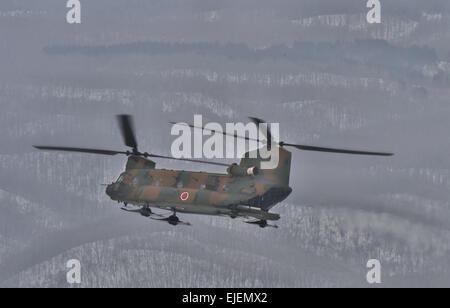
[106,172,134,199]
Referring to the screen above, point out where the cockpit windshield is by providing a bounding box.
[116,173,126,183]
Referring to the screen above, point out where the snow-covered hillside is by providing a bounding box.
[1,0,450,287]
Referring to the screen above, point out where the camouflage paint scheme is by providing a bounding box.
[106,147,292,222]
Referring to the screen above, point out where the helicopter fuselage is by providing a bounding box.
[105,159,292,221]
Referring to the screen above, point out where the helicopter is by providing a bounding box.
[33,115,393,228]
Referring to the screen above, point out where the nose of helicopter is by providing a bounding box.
[105,184,114,198]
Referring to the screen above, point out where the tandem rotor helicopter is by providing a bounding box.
[33,115,393,228]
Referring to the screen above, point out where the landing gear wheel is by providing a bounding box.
[149,209,191,226]
[140,207,152,217]
[167,214,180,226]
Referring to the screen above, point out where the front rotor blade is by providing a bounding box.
[282,143,393,156]
[117,114,138,150]
[33,146,127,156]
[148,153,230,166]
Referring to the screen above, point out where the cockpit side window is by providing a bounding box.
[116,173,125,183]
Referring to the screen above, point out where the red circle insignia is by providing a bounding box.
[180,191,189,201]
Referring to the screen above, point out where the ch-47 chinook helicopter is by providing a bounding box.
[33,115,393,228]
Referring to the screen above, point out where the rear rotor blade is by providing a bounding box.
[117,114,138,151]
[281,143,393,156]
[33,146,127,156]
[249,117,272,147]
[169,122,260,143]
[147,153,230,167]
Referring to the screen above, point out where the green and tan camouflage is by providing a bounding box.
[106,146,293,223]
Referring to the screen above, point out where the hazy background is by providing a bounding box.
[1,0,450,287]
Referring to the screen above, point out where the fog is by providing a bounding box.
[1,0,450,287]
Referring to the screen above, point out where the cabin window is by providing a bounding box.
[205,176,219,190]
[175,172,189,189]
[140,172,152,185]
[176,180,183,188]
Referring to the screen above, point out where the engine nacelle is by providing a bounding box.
[227,163,259,177]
